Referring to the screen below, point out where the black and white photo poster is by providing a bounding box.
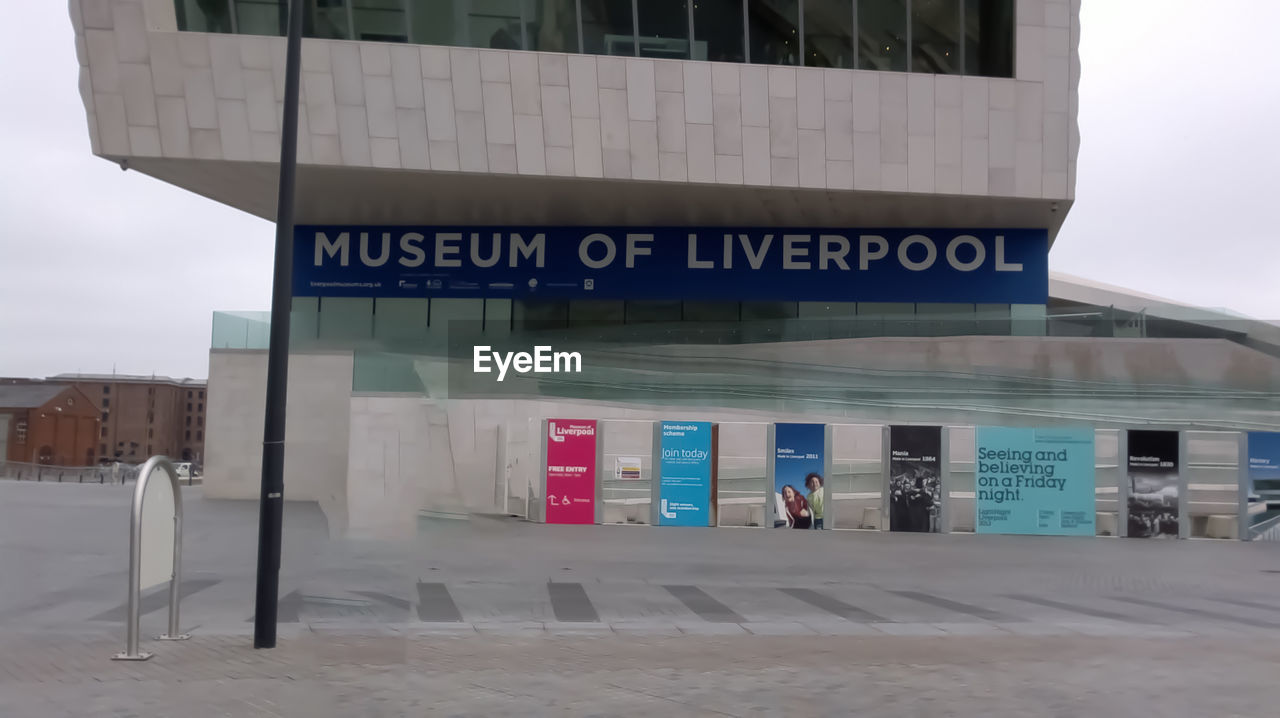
[1126,430,1180,538]
[889,426,942,533]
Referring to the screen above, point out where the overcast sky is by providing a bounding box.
[1,1,1276,381]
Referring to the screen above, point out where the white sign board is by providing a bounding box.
[138,467,175,590]
[616,457,643,481]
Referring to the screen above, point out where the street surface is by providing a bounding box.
[2,481,1278,715]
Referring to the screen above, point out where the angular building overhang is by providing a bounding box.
[124,156,1070,232]
[72,0,1080,239]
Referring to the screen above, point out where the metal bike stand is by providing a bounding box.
[113,456,191,661]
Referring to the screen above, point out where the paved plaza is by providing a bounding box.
[2,481,1279,715]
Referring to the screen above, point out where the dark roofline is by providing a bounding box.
[46,373,207,387]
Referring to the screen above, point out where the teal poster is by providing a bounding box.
[657,422,714,527]
[976,427,1096,536]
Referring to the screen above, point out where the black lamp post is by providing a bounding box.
[253,0,305,650]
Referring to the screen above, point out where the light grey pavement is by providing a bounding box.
[3,480,1280,715]
[3,632,1279,717]
[5,481,1280,639]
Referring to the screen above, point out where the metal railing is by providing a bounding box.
[0,461,200,486]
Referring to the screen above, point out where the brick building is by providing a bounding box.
[46,374,207,466]
[0,384,100,466]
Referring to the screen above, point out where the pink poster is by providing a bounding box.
[545,419,597,525]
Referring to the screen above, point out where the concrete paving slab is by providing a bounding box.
[933,622,1010,636]
[799,620,882,636]
[673,622,749,636]
[741,621,818,636]
[871,622,947,636]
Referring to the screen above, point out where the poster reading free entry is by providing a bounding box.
[657,422,714,527]
[545,419,597,525]
[976,427,1096,536]
[773,423,826,529]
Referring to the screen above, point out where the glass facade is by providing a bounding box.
[213,298,1266,356]
[176,1,1017,77]
[255,298,1051,358]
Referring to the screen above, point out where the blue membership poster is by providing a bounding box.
[657,422,714,526]
[976,427,1096,536]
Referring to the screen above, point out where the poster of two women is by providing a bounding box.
[773,424,827,530]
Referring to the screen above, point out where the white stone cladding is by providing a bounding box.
[72,0,1079,201]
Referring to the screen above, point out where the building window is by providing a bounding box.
[199,390,205,399]
[625,300,683,323]
[187,402,193,411]
[965,0,1014,78]
[15,420,27,443]
[198,403,203,412]
[637,0,693,60]
[581,0,635,56]
[804,0,854,68]
[186,430,191,441]
[102,398,109,408]
[101,426,108,438]
[526,0,580,52]
[146,444,152,454]
[103,386,110,394]
[187,390,193,399]
[147,412,154,424]
[186,416,192,427]
[148,428,154,439]
[748,0,800,66]
[175,0,1016,78]
[101,444,107,455]
[912,0,962,74]
[101,412,108,422]
[513,299,569,331]
[196,431,203,441]
[859,0,909,72]
[695,0,745,63]
[197,417,204,427]
[568,300,625,327]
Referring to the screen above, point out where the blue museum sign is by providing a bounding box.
[293,226,1048,303]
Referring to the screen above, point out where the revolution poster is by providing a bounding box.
[545,419,597,525]
[1126,430,1180,538]
[772,424,827,529]
[975,427,1096,536]
[889,426,942,532]
[656,422,714,527]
